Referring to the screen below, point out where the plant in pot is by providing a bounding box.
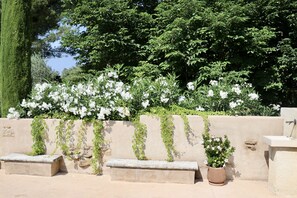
[202,132,235,185]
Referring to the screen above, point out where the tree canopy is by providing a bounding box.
[61,0,297,107]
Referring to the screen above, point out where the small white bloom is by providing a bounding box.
[236,99,243,104]
[160,94,169,103]
[217,146,222,151]
[210,80,218,86]
[224,158,229,163]
[141,100,150,108]
[219,91,228,99]
[232,86,241,95]
[248,93,259,100]
[272,104,280,111]
[207,90,214,97]
[229,101,238,109]
[7,108,20,119]
[178,96,186,103]
[187,82,195,91]
[108,71,118,78]
[196,106,205,111]
[89,101,96,109]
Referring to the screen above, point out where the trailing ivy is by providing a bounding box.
[132,115,147,160]
[31,116,47,155]
[92,120,104,175]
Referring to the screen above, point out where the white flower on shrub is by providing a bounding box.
[236,99,243,104]
[207,90,214,97]
[117,107,130,118]
[160,94,169,103]
[210,80,218,86]
[229,101,238,109]
[232,85,241,95]
[178,96,186,103]
[219,91,228,99]
[272,104,280,111]
[248,93,259,100]
[143,92,149,99]
[196,106,205,111]
[141,100,150,108]
[7,108,20,119]
[89,101,96,109]
[41,102,52,110]
[187,82,195,90]
[108,71,118,79]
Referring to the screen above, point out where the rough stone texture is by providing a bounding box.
[0,153,62,176]
[106,159,198,170]
[268,147,297,197]
[109,167,196,184]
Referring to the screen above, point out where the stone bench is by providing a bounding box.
[0,153,62,176]
[106,159,198,184]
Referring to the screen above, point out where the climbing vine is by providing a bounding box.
[31,116,47,155]
[132,115,147,160]
[92,119,104,174]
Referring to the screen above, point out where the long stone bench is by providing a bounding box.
[106,159,198,184]
[0,153,62,176]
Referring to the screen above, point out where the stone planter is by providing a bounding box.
[207,166,226,186]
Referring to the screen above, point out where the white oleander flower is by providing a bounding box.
[229,101,238,109]
[210,80,218,86]
[160,94,169,103]
[232,86,241,95]
[7,108,20,119]
[220,91,228,99]
[272,104,280,111]
[248,93,259,100]
[207,90,214,97]
[142,100,150,108]
[187,82,195,91]
[178,96,186,103]
[196,106,205,111]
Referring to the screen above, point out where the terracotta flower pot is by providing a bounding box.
[207,166,226,186]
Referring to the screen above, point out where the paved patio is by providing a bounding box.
[0,170,282,198]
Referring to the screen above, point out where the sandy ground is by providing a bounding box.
[0,170,283,198]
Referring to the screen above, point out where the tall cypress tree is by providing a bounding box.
[0,0,32,117]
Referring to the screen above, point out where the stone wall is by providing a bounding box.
[0,115,283,180]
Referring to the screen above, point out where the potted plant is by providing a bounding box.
[202,132,235,185]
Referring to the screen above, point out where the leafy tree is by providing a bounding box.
[62,0,157,71]
[0,0,32,117]
[31,53,60,85]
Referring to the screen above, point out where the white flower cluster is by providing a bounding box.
[18,71,133,119]
[7,108,20,119]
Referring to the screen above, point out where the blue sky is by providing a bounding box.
[46,54,76,74]
[45,39,77,74]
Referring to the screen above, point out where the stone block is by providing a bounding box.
[0,153,62,176]
[106,159,198,184]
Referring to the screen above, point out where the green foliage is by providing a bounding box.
[132,114,147,160]
[0,0,32,117]
[54,118,74,156]
[202,133,235,168]
[31,53,60,85]
[62,0,155,71]
[60,0,297,107]
[61,66,96,84]
[92,119,104,175]
[31,116,47,155]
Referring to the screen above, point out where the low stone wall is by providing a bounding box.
[0,116,283,180]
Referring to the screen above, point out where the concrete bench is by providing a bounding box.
[0,153,62,176]
[106,159,198,184]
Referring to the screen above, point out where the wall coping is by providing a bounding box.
[0,153,62,163]
[106,159,198,170]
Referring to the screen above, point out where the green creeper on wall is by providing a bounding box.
[0,0,32,117]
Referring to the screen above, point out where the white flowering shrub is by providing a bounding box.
[129,75,181,114]
[17,71,132,120]
[179,78,278,115]
[6,70,279,119]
